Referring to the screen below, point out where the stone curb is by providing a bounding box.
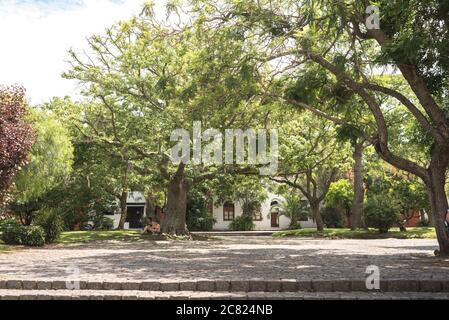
[0,279,448,293]
[1,290,449,300]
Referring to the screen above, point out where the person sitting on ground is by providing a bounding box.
[142,217,161,235]
[150,219,161,234]
[142,217,153,234]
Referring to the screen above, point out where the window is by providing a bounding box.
[253,209,263,221]
[223,202,235,221]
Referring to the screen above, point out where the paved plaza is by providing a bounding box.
[0,236,448,283]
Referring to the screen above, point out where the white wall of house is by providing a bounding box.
[111,191,317,231]
[110,191,147,229]
[212,193,316,230]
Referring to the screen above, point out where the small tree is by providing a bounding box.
[325,179,354,228]
[364,194,400,233]
[279,194,310,229]
[0,86,35,206]
[10,110,73,225]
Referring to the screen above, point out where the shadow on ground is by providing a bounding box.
[0,237,447,282]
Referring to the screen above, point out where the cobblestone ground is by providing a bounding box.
[0,236,448,282]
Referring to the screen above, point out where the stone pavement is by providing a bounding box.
[0,236,448,282]
[0,236,449,300]
[1,289,449,300]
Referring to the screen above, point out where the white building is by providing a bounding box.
[110,191,317,230]
[211,193,316,230]
[110,192,147,229]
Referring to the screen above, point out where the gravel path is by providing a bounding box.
[0,236,448,282]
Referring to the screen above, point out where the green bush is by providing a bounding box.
[186,189,217,231]
[364,194,400,233]
[0,219,21,234]
[321,207,345,228]
[189,215,217,231]
[1,224,24,245]
[1,224,45,246]
[230,216,255,231]
[417,218,430,227]
[35,208,64,243]
[93,215,114,231]
[21,226,46,246]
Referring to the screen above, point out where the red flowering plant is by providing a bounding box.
[0,85,35,207]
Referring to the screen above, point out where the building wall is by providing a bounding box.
[112,191,317,230]
[110,191,147,230]
[402,209,421,228]
[212,193,316,230]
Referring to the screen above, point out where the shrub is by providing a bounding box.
[0,219,20,234]
[186,189,216,231]
[93,215,114,231]
[230,216,255,231]
[1,224,24,245]
[417,219,430,227]
[189,215,217,231]
[1,224,45,246]
[279,196,310,229]
[321,207,344,228]
[35,208,64,243]
[287,221,302,230]
[21,226,46,246]
[364,194,400,233]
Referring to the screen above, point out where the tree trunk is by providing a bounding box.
[290,211,298,228]
[351,142,365,230]
[427,167,449,255]
[311,203,324,231]
[117,191,128,230]
[161,164,189,235]
[145,194,156,219]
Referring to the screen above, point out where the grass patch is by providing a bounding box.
[273,227,436,239]
[0,241,13,254]
[57,230,219,245]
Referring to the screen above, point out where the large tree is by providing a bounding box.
[193,0,449,254]
[46,97,146,229]
[64,8,267,234]
[270,110,351,231]
[0,86,35,207]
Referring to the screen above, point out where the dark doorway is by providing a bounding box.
[271,212,279,228]
[126,205,145,229]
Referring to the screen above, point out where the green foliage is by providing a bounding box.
[189,215,217,232]
[320,207,344,228]
[364,194,400,233]
[229,216,255,231]
[325,179,354,213]
[0,219,20,234]
[21,226,46,246]
[210,176,267,219]
[35,208,64,243]
[13,110,73,204]
[186,188,216,231]
[1,224,45,246]
[0,223,23,244]
[233,179,267,219]
[274,227,436,239]
[417,219,430,227]
[92,215,114,231]
[279,195,310,229]
[8,110,74,225]
[366,170,429,216]
[378,0,449,94]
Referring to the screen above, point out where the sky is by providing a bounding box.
[0,0,165,104]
